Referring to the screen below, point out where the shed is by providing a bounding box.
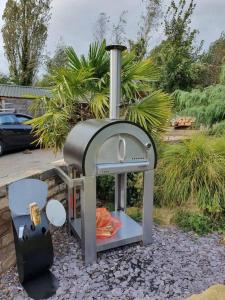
[0,84,51,115]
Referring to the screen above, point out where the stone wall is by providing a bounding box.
[0,168,67,275]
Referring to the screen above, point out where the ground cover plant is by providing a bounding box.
[173,209,225,235]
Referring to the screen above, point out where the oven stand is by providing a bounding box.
[55,167,154,265]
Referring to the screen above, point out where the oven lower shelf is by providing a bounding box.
[70,211,142,252]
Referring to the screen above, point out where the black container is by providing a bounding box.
[12,213,54,283]
[11,213,58,299]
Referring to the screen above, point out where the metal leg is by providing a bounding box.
[143,170,154,245]
[67,186,73,234]
[115,175,119,211]
[71,167,77,219]
[115,173,127,211]
[80,176,97,265]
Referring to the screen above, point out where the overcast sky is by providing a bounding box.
[0,0,225,76]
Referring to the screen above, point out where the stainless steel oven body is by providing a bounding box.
[56,119,156,265]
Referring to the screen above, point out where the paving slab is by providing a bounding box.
[186,284,225,300]
[0,149,63,187]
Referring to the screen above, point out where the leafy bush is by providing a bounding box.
[97,173,144,208]
[155,135,225,215]
[174,210,225,235]
[97,175,115,203]
[207,121,225,136]
[173,85,225,127]
[127,173,143,206]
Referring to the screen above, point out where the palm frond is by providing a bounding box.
[66,47,83,70]
[29,110,70,151]
[88,40,109,77]
[90,92,109,118]
[121,51,160,99]
[127,91,172,134]
[30,41,171,151]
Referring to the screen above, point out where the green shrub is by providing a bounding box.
[174,210,225,235]
[127,173,143,207]
[173,85,225,127]
[97,173,144,208]
[207,121,225,136]
[126,207,142,222]
[155,135,225,215]
[174,210,213,235]
[97,175,115,203]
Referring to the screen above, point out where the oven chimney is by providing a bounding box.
[106,45,127,119]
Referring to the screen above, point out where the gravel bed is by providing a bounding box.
[1,225,225,300]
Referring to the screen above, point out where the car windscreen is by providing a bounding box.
[0,114,18,125]
[16,115,31,124]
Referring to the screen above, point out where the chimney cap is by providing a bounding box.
[106,45,127,52]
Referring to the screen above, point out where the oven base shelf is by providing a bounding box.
[70,211,142,252]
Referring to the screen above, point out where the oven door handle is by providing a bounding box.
[118,137,126,161]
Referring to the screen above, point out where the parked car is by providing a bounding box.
[0,112,37,156]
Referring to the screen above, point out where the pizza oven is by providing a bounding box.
[56,45,157,265]
[63,119,156,176]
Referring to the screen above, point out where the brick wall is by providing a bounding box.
[0,168,67,275]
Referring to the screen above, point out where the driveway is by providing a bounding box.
[0,149,63,187]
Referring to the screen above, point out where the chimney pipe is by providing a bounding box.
[106,45,128,212]
[106,45,127,119]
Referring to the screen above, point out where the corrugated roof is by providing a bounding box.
[0,84,51,99]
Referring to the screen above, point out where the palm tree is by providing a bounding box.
[30,41,171,151]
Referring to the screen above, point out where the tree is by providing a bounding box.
[150,0,203,92]
[46,42,68,72]
[220,57,225,85]
[0,73,10,84]
[93,12,110,44]
[138,0,162,44]
[29,41,171,151]
[2,0,51,86]
[111,10,128,44]
[128,0,162,61]
[200,33,225,86]
[35,41,69,87]
[128,38,148,61]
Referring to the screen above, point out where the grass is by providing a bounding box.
[207,120,225,136]
[153,207,176,226]
[127,206,175,225]
[155,134,225,215]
